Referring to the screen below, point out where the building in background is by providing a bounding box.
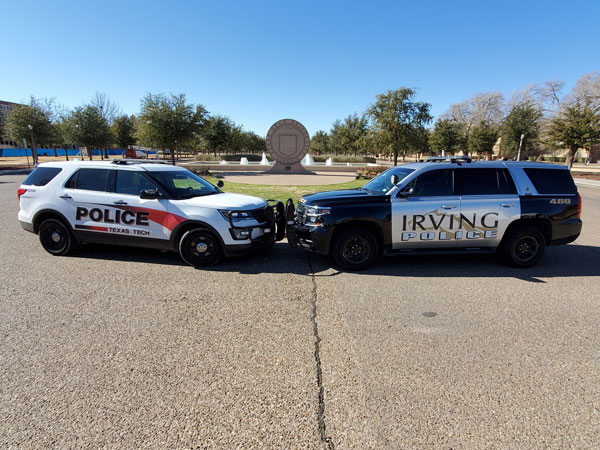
[0,100,23,148]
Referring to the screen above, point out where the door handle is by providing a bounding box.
[113,200,128,205]
[59,194,71,199]
[441,205,457,209]
[500,203,515,208]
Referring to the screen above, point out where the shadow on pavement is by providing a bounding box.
[68,241,600,282]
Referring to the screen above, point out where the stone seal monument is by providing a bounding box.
[265,119,314,174]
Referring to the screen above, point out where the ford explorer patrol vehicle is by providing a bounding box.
[18,160,285,267]
[286,158,582,270]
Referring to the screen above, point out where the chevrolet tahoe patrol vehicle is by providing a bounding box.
[286,157,582,270]
[18,160,285,267]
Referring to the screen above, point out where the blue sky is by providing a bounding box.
[2,0,598,136]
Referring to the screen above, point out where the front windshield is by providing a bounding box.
[363,167,414,193]
[148,170,219,199]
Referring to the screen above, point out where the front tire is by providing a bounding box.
[332,227,379,271]
[500,226,546,268]
[39,219,74,256]
[179,229,223,267]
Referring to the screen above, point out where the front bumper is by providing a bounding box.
[223,233,274,257]
[292,224,331,255]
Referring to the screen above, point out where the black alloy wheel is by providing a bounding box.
[38,218,74,256]
[501,226,546,268]
[332,227,379,271]
[179,229,223,267]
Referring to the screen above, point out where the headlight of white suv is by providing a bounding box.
[219,210,253,221]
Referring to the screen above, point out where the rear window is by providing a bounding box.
[65,168,110,192]
[523,168,577,195]
[22,167,62,186]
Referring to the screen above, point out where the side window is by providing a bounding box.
[406,169,454,196]
[455,168,518,195]
[498,169,518,194]
[22,167,62,186]
[115,170,158,196]
[523,168,577,195]
[70,168,110,191]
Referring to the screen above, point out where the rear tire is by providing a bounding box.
[332,227,379,271]
[39,219,74,256]
[179,228,223,267]
[500,226,546,268]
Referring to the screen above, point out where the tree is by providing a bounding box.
[202,115,233,156]
[91,92,121,124]
[111,115,137,151]
[62,106,113,160]
[429,119,466,155]
[137,93,207,165]
[468,122,499,159]
[568,72,600,109]
[5,98,54,165]
[329,114,368,156]
[501,102,542,159]
[309,130,329,155]
[548,100,600,169]
[444,92,505,133]
[368,88,432,165]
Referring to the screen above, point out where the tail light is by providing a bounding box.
[17,188,27,202]
[577,193,582,219]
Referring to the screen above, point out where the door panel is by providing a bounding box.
[57,168,116,243]
[391,169,460,249]
[392,195,461,249]
[457,195,520,248]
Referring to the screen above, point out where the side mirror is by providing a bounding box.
[390,174,399,185]
[140,189,160,199]
[398,186,415,197]
[217,180,224,188]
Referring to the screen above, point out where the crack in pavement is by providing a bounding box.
[306,251,335,450]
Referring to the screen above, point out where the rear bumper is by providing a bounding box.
[293,225,331,255]
[19,220,35,233]
[550,219,582,246]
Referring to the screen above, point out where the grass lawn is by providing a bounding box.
[204,176,368,204]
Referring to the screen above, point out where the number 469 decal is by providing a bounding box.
[549,198,571,204]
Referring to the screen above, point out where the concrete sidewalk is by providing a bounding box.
[574,178,600,188]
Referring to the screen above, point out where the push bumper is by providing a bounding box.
[290,224,330,255]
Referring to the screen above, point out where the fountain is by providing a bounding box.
[240,157,249,165]
[260,152,269,165]
[302,153,314,166]
[325,157,333,166]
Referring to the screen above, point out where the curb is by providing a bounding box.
[0,169,33,176]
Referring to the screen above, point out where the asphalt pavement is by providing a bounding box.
[1,173,599,448]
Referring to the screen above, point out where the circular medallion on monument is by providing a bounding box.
[265,119,313,174]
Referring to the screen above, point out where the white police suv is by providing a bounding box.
[18,160,283,267]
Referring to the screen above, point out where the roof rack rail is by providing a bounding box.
[110,159,168,165]
[426,156,472,164]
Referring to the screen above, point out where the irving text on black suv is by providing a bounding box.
[285,158,582,270]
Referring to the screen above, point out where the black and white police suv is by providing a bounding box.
[18,160,285,267]
[286,157,582,270]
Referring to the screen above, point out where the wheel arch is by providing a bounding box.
[32,209,73,235]
[169,220,225,251]
[330,219,385,255]
[501,217,552,247]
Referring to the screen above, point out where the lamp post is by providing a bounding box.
[517,133,525,161]
[27,124,38,166]
[172,140,177,166]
